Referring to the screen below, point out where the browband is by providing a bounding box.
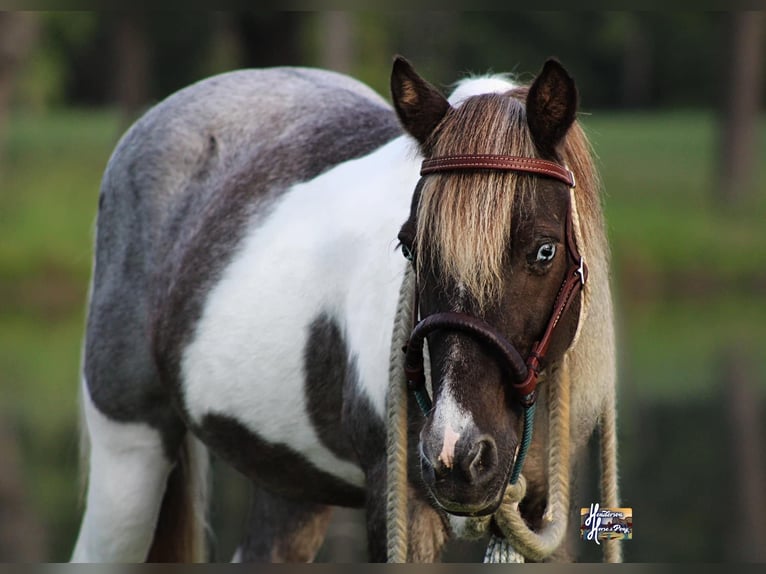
[420,154,575,188]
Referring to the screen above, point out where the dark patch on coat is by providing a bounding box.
[303,313,356,463]
[195,412,365,507]
[342,358,387,473]
[301,311,398,504]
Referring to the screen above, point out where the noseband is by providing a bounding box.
[403,154,587,410]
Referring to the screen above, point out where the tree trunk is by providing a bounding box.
[722,347,766,562]
[0,12,39,163]
[0,415,46,560]
[621,13,652,109]
[112,13,150,126]
[317,11,354,74]
[717,11,764,204]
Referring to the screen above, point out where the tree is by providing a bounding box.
[112,13,149,125]
[0,12,39,162]
[317,11,354,74]
[722,346,766,562]
[620,13,652,108]
[717,11,765,205]
[0,415,46,560]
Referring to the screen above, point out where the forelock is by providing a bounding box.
[416,90,538,311]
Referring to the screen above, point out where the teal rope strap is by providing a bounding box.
[509,401,536,485]
[413,387,432,415]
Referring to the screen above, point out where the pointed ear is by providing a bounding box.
[390,56,451,150]
[526,59,578,158]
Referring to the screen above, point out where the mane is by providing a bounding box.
[416,83,604,311]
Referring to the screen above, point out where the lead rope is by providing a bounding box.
[386,264,416,563]
[386,265,622,563]
[600,374,623,563]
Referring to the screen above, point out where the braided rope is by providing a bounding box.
[571,184,622,563]
[600,380,622,563]
[386,264,416,563]
[573,181,622,563]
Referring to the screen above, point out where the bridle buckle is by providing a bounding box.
[567,167,576,189]
[575,256,586,286]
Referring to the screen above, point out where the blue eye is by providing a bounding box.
[401,244,414,262]
[536,243,556,263]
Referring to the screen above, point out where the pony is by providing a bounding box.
[71,56,616,562]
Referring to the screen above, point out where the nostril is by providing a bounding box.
[432,459,450,480]
[421,451,450,481]
[463,436,498,484]
[420,455,435,483]
[420,444,450,483]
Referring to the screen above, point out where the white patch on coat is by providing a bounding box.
[181,136,420,487]
[72,380,173,562]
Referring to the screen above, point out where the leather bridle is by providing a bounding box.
[403,154,587,412]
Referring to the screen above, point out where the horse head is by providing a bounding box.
[392,57,587,517]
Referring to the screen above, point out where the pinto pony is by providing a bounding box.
[72,57,616,562]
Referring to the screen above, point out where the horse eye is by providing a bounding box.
[535,243,556,263]
[401,244,415,262]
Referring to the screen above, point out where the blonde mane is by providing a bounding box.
[415,86,604,311]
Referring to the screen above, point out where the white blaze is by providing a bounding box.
[439,426,461,468]
[431,381,474,468]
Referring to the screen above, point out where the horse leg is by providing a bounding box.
[72,380,201,562]
[366,489,449,562]
[364,460,449,562]
[234,484,333,562]
[71,382,173,561]
[406,487,450,562]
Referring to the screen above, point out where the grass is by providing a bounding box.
[586,111,766,402]
[587,112,766,290]
[0,107,764,560]
[618,296,766,404]
[1,109,121,282]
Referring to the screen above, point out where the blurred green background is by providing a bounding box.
[0,11,764,563]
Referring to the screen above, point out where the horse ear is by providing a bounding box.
[390,56,451,150]
[526,59,578,158]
